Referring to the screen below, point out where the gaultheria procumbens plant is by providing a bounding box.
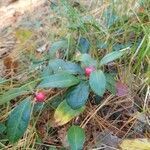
[37,47,127,126]
[3,38,127,143]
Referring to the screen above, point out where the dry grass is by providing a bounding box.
[0,0,149,149]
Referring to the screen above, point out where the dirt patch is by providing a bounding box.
[0,0,46,30]
[0,0,48,77]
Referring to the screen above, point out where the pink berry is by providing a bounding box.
[85,66,96,77]
[35,92,46,102]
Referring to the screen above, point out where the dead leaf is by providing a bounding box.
[120,139,150,150]
[116,81,129,97]
[136,112,149,124]
[36,43,49,53]
[94,131,121,150]
[58,127,69,147]
[138,7,145,13]
[3,56,19,75]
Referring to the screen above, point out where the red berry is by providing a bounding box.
[85,66,95,77]
[35,92,46,102]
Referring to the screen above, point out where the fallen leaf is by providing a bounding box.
[94,131,121,150]
[116,81,129,97]
[36,43,49,53]
[58,126,69,147]
[120,139,150,150]
[3,56,19,75]
[135,112,149,124]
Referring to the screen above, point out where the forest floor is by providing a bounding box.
[0,0,149,150]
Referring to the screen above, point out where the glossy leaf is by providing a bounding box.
[102,6,118,28]
[41,66,53,77]
[97,41,107,49]
[0,87,32,105]
[78,54,97,67]
[49,39,68,57]
[89,70,106,96]
[78,37,90,53]
[38,72,80,88]
[105,73,116,95]
[113,43,131,51]
[67,125,85,150]
[62,61,83,75]
[48,147,58,150]
[0,77,7,85]
[54,100,84,126]
[45,92,67,109]
[7,98,32,143]
[33,103,44,113]
[49,59,83,74]
[0,123,6,133]
[66,82,89,109]
[100,51,125,66]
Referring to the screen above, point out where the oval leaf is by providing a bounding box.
[78,37,90,53]
[89,70,106,96]
[105,73,116,95]
[0,82,36,105]
[49,39,68,57]
[7,98,32,143]
[78,54,97,67]
[67,125,85,150]
[49,59,83,74]
[54,100,84,126]
[100,51,125,65]
[0,123,6,133]
[66,82,89,109]
[102,6,118,28]
[0,88,29,105]
[38,72,80,88]
[0,77,8,85]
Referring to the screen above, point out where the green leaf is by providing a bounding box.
[93,95,103,104]
[0,123,6,133]
[0,77,8,85]
[100,51,125,66]
[78,37,90,53]
[33,103,44,113]
[105,73,116,95]
[0,87,31,105]
[54,100,84,126]
[38,72,80,88]
[67,125,85,150]
[7,98,32,143]
[0,81,37,105]
[102,6,118,28]
[48,146,58,150]
[49,39,68,57]
[46,94,64,109]
[49,59,83,74]
[62,61,83,75]
[96,41,107,49]
[66,82,89,109]
[89,70,106,96]
[41,66,53,77]
[78,54,97,67]
[113,43,131,51]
